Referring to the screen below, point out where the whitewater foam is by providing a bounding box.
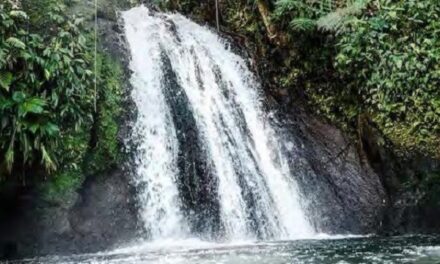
[123,5,314,242]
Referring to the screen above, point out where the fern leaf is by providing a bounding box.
[290,18,316,31]
[9,10,28,20]
[6,37,26,49]
[317,10,346,31]
[317,0,370,32]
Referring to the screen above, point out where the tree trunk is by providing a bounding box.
[215,0,220,31]
[255,0,287,46]
[256,0,276,38]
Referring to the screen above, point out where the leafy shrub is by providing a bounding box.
[84,54,124,175]
[270,0,440,156]
[0,2,94,175]
[38,52,124,203]
[273,0,369,31]
[335,0,440,155]
[40,169,84,206]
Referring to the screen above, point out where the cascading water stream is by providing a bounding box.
[123,6,315,242]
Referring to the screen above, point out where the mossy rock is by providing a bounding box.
[420,171,440,206]
[39,170,84,208]
[68,0,139,22]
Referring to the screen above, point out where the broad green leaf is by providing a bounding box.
[44,69,51,80]
[9,10,28,19]
[388,11,397,19]
[12,91,26,103]
[29,123,40,134]
[44,122,60,136]
[0,97,13,110]
[6,37,26,49]
[41,145,57,172]
[19,97,46,117]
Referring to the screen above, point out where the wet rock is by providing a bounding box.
[354,116,440,234]
[1,242,17,260]
[275,108,387,234]
[0,169,139,259]
[69,170,140,252]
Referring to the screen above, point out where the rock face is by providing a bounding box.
[0,170,139,259]
[69,171,140,253]
[275,108,387,234]
[272,92,440,236]
[356,119,440,235]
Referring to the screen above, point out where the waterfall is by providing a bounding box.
[123,6,315,242]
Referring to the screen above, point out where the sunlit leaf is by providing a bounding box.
[6,37,26,49]
[0,72,13,91]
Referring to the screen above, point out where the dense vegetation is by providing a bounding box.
[336,1,439,155]
[0,1,93,175]
[0,0,123,203]
[273,0,440,156]
[306,0,440,156]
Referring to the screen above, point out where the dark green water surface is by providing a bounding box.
[11,235,440,264]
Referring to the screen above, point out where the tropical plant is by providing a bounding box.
[0,1,94,177]
[335,0,440,154]
[273,0,370,31]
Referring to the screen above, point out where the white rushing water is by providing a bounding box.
[123,6,314,242]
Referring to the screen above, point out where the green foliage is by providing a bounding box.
[290,17,316,31]
[84,54,124,175]
[335,0,440,155]
[273,0,369,31]
[0,2,94,175]
[38,53,124,203]
[221,1,266,40]
[40,169,84,206]
[317,0,369,32]
[420,171,440,206]
[268,0,440,156]
[0,0,125,205]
